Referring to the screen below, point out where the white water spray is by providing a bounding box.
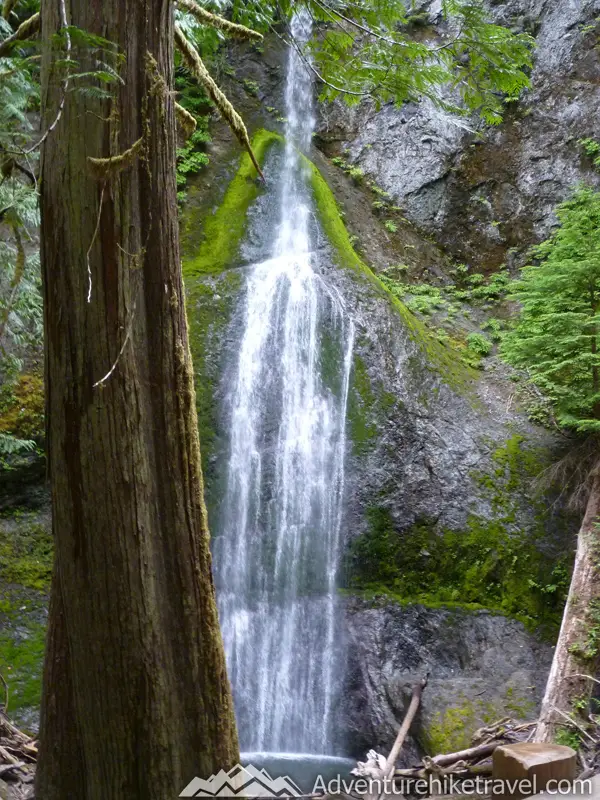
[213,12,354,754]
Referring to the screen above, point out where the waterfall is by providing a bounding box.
[212,11,354,755]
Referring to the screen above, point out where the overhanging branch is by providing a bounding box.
[176,0,262,41]
[174,24,264,180]
[0,12,40,57]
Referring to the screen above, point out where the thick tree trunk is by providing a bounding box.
[35,2,239,797]
[535,473,600,743]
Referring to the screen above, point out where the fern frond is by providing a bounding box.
[174,24,264,180]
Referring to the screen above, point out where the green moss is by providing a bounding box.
[0,623,45,719]
[422,688,534,755]
[305,155,478,397]
[344,507,571,635]
[0,374,44,441]
[555,728,582,750]
[186,272,243,500]
[347,355,378,454]
[568,598,600,661]
[184,129,282,277]
[423,699,480,754]
[0,515,53,591]
[504,685,536,719]
[471,435,550,520]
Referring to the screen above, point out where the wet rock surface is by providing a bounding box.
[1,0,591,753]
[340,597,552,759]
[316,0,600,270]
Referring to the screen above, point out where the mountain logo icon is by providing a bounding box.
[179,763,304,797]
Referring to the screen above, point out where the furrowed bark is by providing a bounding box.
[35,1,238,797]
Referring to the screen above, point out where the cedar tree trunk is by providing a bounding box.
[35,1,239,797]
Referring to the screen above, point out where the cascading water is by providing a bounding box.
[213,12,354,755]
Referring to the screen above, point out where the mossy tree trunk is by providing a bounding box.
[535,474,600,743]
[35,1,239,797]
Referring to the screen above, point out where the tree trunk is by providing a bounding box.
[35,2,239,797]
[535,473,600,743]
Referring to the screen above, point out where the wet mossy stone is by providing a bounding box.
[303,153,478,396]
[183,129,282,277]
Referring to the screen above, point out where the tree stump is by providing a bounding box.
[493,743,577,798]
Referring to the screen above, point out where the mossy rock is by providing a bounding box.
[183,129,282,277]
[0,512,53,591]
[344,432,572,638]
[0,374,44,441]
[420,687,536,755]
[305,153,479,398]
[0,621,45,730]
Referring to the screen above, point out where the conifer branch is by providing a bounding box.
[174,25,264,180]
[0,12,40,57]
[175,102,197,138]
[176,0,262,41]
[1,0,17,20]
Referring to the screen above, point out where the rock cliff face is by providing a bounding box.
[184,143,572,757]
[182,0,598,754]
[316,0,600,271]
[340,597,552,759]
[1,0,593,751]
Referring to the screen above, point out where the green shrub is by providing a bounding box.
[579,138,600,170]
[345,506,570,633]
[242,78,260,97]
[467,332,493,357]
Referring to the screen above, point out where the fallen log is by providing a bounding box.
[395,761,493,780]
[0,710,37,764]
[430,741,498,767]
[388,717,539,784]
[384,675,429,780]
[352,675,428,799]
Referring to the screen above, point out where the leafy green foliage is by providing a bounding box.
[292,0,534,124]
[242,78,259,96]
[378,264,516,369]
[175,5,226,61]
[230,0,533,124]
[467,332,492,356]
[502,187,600,433]
[345,507,570,632]
[231,0,276,33]
[0,432,36,460]
[177,125,211,188]
[579,138,600,171]
[0,373,44,465]
[174,67,212,201]
[482,317,506,343]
